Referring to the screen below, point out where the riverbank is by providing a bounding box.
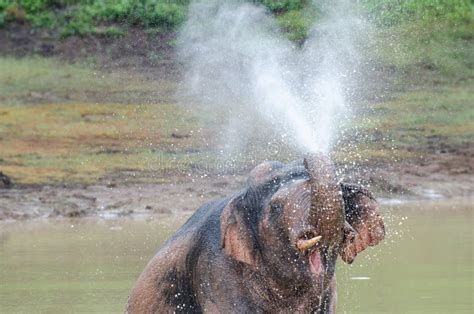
[1,155,472,221]
[0,1,472,220]
[0,53,472,220]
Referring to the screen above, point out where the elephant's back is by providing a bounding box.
[127,196,230,313]
[170,196,230,241]
[126,234,197,312]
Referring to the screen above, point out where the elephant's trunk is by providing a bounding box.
[304,154,345,248]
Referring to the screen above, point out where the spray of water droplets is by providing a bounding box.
[177,0,370,158]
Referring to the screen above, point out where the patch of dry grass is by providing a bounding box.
[367,87,474,143]
[0,101,211,185]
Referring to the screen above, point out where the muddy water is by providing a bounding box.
[0,199,472,313]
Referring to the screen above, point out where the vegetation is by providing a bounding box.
[349,87,474,156]
[0,57,207,185]
[0,55,472,185]
[0,101,205,185]
[0,0,190,36]
[1,0,472,38]
[362,0,473,26]
[363,0,474,79]
[0,1,472,185]
[0,1,472,76]
[0,57,176,105]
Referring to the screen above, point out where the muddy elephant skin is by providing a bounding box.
[127,156,385,313]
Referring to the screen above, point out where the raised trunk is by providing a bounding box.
[303,154,345,248]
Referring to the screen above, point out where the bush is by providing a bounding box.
[0,0,188,34]
[60,19,93,37]
[17,0,84,11]
[0,0,9,11]
[29,10,55,28]
[362,0,473,25]
[79,0,187,28]
[4,3,27,22]
[146,3,186,27]
[17,0,48,12]
[255,0,307,13]
[276,9,315,44]
[0,0,471,42]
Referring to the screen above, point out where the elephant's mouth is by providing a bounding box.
[296,235,324,277]
[309,250,323,276]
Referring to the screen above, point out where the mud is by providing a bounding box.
[1,148,472,221]
[389,144,473,197]
[0,175,247,221]
[0,172,12,189]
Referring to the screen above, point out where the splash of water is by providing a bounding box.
[178,0,368,156]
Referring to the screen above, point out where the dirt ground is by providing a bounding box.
[0,174,247,220]
[1,146,472,221]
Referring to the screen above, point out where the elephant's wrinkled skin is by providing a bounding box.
[127,155,385,313]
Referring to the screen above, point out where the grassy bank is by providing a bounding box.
[0,56,472,185]
[0,57,210,185]
[0,101,200,185]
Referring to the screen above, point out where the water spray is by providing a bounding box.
[178,0,369,158]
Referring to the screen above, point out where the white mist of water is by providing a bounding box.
[178,0,369,156]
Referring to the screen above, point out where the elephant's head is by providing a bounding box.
[220,154,385,305]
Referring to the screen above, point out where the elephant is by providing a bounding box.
[127,154,385,313]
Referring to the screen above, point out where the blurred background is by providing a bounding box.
[0,0,472,313]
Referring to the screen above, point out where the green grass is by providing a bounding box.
[372,88,474,143]
[275,7,318,44]
[371,20,474,80]
[0,57,177,105]
[332,84,474,166]
[361,0,473,26]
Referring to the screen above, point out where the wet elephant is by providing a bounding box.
[127,154,385,313]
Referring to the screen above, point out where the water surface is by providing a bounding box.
[0,199,472,313]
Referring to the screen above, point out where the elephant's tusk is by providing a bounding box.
[297,236,322,252]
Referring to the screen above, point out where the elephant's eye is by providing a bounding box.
[270,202,283,216]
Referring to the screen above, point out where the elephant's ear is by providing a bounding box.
[339,184,385,264]
[220,196,259,267]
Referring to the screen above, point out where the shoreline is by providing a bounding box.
[1,170,471,222]
[1,196,471,225]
